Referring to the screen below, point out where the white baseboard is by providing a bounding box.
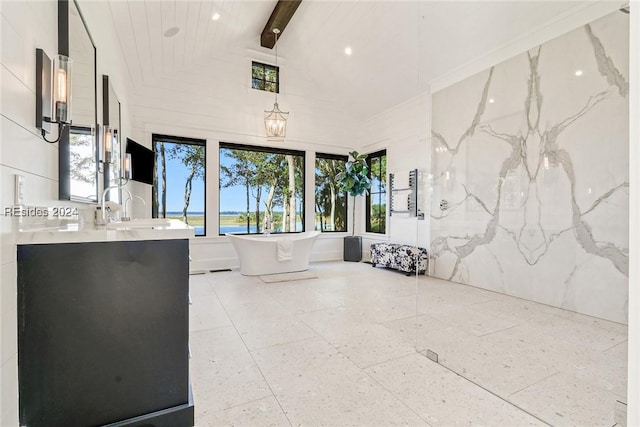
[190,257,238,273]
[309,250,343,262]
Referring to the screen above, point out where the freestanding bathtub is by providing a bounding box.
[226,231,321,276]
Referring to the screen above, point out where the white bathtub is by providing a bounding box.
[226,231,321,276]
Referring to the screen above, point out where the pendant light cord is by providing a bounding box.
[274,28,280,104]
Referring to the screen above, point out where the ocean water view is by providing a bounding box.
[219,225,258,234]
[164,212,302,236]
[165,212,206,236]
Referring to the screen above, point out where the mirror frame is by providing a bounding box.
[102,75,122,201]
[58,0,98,202]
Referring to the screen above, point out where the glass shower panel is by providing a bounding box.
[419,8,629,426]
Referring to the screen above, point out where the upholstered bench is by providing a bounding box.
[370,243,428,276]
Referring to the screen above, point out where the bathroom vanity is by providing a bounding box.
[17,220,195,427]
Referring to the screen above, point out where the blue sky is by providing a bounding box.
[162,155,205,212]
[160,149,247,212]
[218,149,275,213]
[159,147,307,213]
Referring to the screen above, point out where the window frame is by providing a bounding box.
[68,125,100,204]
[218,142,306,236]
[152,133,207,237]
[314,152,348,233]
[365,149,387,234]
[251,61,279,93]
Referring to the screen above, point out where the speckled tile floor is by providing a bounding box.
[189,261,627,427]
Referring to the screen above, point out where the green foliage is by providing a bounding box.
[236,211,285,232]
[335,151,371,197]
[220,147,304,234]
[334,151,372,236]
[369,204,387,233]
[252,62,278,93]
[367,152,387,234]
[315,158,347,232]
[369,156,387,182]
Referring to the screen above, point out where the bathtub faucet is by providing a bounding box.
[263,214,273,236]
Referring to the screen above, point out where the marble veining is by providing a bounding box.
[430,11,629,323]
[585,24,629,97]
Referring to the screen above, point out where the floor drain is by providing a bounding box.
[426,350,439,363]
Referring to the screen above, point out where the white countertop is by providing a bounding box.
[17,219,195,245]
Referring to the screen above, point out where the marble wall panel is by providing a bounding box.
[430,11,629,323]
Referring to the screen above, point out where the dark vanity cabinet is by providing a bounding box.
[17,239,194,427]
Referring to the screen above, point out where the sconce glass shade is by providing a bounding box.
[102,125,113,164]
[264,102,288,141]
[123,153,132,180]
[35,50,72,143]
[53,55,72,124]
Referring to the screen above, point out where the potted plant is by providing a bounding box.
[336,151,371,261]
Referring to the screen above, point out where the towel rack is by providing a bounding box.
[389,169,423,219]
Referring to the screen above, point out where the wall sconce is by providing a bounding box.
[102,125,114,165]
[35,49,72,143]
[122,153,132,181]
[93,124,114,173]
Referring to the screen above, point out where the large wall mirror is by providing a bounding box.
[103,75,122,202]
[58,0,98,202]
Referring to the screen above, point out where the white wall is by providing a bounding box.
[125,25,361,271]
[355,92,430,260]
[0,0,132,423]
[1,2,61,423]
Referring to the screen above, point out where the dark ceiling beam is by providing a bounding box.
[260,0,302,48]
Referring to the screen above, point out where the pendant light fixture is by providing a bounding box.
[264,28,288,141]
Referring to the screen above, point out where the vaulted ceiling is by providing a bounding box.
[107,0,586,123]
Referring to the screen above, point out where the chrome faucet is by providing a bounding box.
[122,194,146,221]
[99,184,129,225]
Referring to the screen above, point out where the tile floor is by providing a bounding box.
[189,261,627,426]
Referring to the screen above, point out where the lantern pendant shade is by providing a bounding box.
[263,28,288,141]
[264,102,288,141]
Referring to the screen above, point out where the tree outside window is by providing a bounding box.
[315,153,347,232]
[366,150,387,233]
[152,134,206,236]
[219,143,304,235]
[252,61,279,93]
[69,126,98,202]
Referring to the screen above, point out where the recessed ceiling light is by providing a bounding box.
[344,47,352,56]
[163,27,180,38]
[575,69,583,76]
[212,13,220,21]
[489,98,495,104]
